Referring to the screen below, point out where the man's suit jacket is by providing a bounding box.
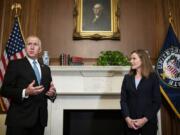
[120,72,161,123]
[0,57,53,127]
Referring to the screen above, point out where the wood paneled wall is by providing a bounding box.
[0,0,172,61]
[0,0,180,134]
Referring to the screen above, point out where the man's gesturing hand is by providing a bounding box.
[25,80,44,96]
[45,82,56,97]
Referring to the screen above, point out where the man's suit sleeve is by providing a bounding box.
[46,66,56,102]
[48,92,56,102]
[120,75,130,118]
[0,61,23,103]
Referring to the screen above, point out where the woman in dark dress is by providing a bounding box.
[120,49,161,135]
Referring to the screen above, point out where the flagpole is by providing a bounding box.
[11,3,26,46]
[168,9,177,36]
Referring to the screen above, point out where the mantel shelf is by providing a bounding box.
[50,66,130,77]
[50,65,130,71]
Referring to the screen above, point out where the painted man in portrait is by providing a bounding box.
[83,0,111,31]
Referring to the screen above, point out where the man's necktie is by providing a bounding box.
[33,60,41,84]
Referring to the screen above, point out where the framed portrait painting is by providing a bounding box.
[73,0,120,40]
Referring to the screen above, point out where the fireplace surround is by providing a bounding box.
[44,66,161,135]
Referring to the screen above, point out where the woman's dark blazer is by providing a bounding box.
[0,57,53,127]
[120,72,161,123]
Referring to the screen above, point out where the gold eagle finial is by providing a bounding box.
[11,3,22,16]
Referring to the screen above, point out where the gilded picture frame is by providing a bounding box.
[73,0,120,40]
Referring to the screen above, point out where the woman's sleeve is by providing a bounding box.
[120,75,130,118]
[144,73,161,120]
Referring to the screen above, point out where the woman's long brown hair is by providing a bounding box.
[129,49,153,78]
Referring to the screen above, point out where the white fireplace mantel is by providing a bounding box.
[50,65,130,72]
[45,66,161,135]
[50,65,129,95]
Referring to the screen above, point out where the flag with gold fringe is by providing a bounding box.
[0,16,26,113]
[156,24,180,119]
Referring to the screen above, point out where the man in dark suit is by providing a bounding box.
[0,36,56,135]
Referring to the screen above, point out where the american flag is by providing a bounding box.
[0,17,26,112]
